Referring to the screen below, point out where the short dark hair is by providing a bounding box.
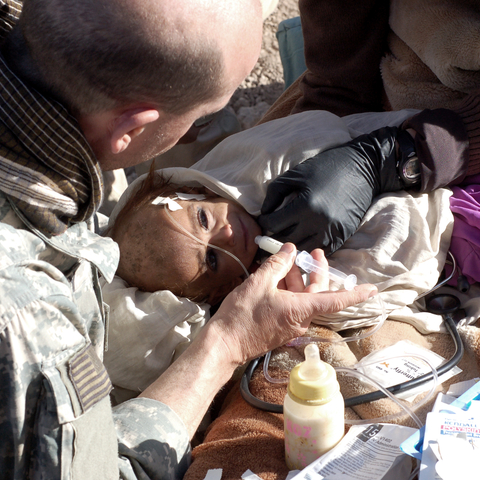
[14,0,224,115]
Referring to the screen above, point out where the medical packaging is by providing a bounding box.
[354,341,462,401]
[400,379,480,461]
[418,406,480,480]
[289,423,416,480]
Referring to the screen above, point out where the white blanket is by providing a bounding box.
[104,109,454,394]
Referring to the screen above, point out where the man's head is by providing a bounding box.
[7,0,262,169]
[108,171,261,305]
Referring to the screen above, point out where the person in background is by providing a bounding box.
[259,0,480,257]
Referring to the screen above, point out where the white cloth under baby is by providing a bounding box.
[102,276,209,393]
[105,108,457,393]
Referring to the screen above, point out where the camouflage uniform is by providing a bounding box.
[0,1,190,478]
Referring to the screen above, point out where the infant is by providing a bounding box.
[102,111,449,401]
[108,168,263,306]
[103,168,330,400]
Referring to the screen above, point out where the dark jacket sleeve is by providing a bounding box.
[403,109,470,192]
[292,0,390,117]
[403,89,480,191]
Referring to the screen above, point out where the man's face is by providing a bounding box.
[88,16,260,172]
[93,95,232,171]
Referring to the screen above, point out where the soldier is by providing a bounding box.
[0,1,376,479]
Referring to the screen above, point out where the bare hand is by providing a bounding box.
[210,243,377,365]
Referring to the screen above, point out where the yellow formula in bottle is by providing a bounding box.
[283,344,345,470]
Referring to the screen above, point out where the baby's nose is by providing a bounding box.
[214,224,235,247]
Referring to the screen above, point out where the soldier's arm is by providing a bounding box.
[140,246,376,438]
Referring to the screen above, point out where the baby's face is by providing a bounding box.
[159,195,261,303]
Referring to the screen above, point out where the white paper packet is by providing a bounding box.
[290,423,416,480]
[354,340,462,401]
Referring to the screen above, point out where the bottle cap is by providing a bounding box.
[288,344,340,405]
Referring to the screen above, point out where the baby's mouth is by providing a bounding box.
[238,218,249,253]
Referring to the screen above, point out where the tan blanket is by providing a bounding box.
[185,318,480,480]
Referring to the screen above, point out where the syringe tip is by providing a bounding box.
[344,274,357,291]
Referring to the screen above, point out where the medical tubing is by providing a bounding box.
[344,313,463,407]
[254,235,357,290]
[244,353,438,425]
[249,312,461,410]
[164,205,250,278]
[336,367,424,429]
[263,350,289,384]
[415,251,456,300]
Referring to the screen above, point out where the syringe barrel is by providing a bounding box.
[254,236,357,290]
[295,251,357,290]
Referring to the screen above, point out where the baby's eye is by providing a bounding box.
[206,249,218,272]
[198,207,208,230]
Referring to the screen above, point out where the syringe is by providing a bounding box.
[254,235,357,290]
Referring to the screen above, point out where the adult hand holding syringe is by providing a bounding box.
[255,236,357,290]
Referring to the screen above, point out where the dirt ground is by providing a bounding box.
[227,0,300,129]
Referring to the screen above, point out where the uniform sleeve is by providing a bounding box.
[114,399,191,480]
[0,221,191,480]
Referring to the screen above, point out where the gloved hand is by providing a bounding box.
[259,126,410,255]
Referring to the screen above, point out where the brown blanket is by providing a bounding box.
[382,0,480,111]
[184,318,480,479]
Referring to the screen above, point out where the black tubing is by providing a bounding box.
[240,356,283,413]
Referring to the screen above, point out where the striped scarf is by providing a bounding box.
[0,53,103,235]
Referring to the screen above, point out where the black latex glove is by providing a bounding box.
[259,126,409,255]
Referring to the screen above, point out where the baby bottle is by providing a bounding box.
[283,343,345,470]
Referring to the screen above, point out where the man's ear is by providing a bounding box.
[110,107,160,154]
[207,277,244,306]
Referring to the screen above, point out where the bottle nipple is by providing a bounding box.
[288,344,339,404]
[299,344,325,381]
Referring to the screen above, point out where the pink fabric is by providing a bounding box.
[449,173,480,285]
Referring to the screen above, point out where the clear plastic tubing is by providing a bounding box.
[255,235,357,291]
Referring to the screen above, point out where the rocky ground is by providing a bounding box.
[227,0,300,129]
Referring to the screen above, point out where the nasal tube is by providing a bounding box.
[255,235,357,290]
